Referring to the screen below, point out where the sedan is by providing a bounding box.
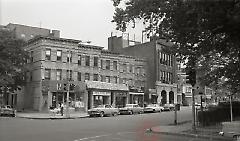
[119,104,144,115]
[163,104,175,111]
[144,104,164,113]
[0,105,16,117]
[88,104,119,117]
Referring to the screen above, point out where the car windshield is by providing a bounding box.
[125,104,133,107]
[147,104,155,107]
[96,105,105,108]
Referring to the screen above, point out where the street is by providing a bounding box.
[0,107,214,141]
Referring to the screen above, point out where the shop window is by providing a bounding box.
[45,69,51,80]
[45,49,51,61]
[56,69,62,80]
[57,50,62,61]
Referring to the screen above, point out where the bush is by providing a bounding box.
[197,101,240,126]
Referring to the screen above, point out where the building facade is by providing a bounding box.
[23,36,146,112]
[108,36,178,105]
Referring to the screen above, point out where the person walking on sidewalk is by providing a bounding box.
[60,103,64,116]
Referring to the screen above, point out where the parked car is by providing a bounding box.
[163,104,175,111]
[144,104,164,113]
[119,104,144,115]
[0,105,16,117]
[87,104,119,117]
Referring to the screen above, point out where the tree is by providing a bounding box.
[112,0,240,95]
[0,29,29,93]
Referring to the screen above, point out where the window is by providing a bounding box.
[30,51,34,62]
[123,64,127,72]
[57,50,62,61]
[56,69,62,80]
[105,76,110,83]
[113,76,118,83]
[93,74,98,81]
[93,57,98,67]
[100,75,105,82]
[67,51,72,63]
[101,60,104,69]
[77,72,81,81]
[113,61,117,70]
[45,49,51,61]
[45,69,51,80]
[67,70,73,81]
[78,55,81,66]
[85,73,90,81]
[85,56,90,66]
[129,65,133,73]
[106,60,110,70]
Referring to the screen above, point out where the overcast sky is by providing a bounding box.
[1,0,144,48]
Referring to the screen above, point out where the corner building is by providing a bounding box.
[24,36,146,112]
[108,36,178,105]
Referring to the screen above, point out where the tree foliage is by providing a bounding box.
[0,29,29,92]
[112,0,240,94]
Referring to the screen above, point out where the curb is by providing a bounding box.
[150,128,232,141]
[16,115,89,120]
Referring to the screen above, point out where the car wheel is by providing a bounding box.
[153,109,156,113]
[113,112,118,116]
[129,111,133,115]
[99,112,104,117]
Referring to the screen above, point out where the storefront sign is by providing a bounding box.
[93,91,111,96]
[115,92,127,97]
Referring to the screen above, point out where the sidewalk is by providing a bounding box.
[150,121,233,141]
[16,111,89,119]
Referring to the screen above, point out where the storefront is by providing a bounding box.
[92,91,111,107]
[43,80,87,112]
[129,92,144,107]
[114,92,128,108]
[85,81,129,109]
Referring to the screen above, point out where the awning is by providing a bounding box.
[129,92,144,95]
[93,91,111,96]
[85,81,129,91]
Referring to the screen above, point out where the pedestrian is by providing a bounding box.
[60,103,64,116]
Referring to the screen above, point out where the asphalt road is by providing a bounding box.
[0,107,209,141]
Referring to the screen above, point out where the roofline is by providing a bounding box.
[27,36,104,50]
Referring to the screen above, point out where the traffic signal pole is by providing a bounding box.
[66,50,71,118]
[192,88,196,131]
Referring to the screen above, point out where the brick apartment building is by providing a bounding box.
[23,36,146,112]
[108,36,178,105]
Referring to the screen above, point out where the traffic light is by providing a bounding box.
[186,68,196,86]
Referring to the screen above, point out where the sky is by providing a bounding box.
[0,0,144,48]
